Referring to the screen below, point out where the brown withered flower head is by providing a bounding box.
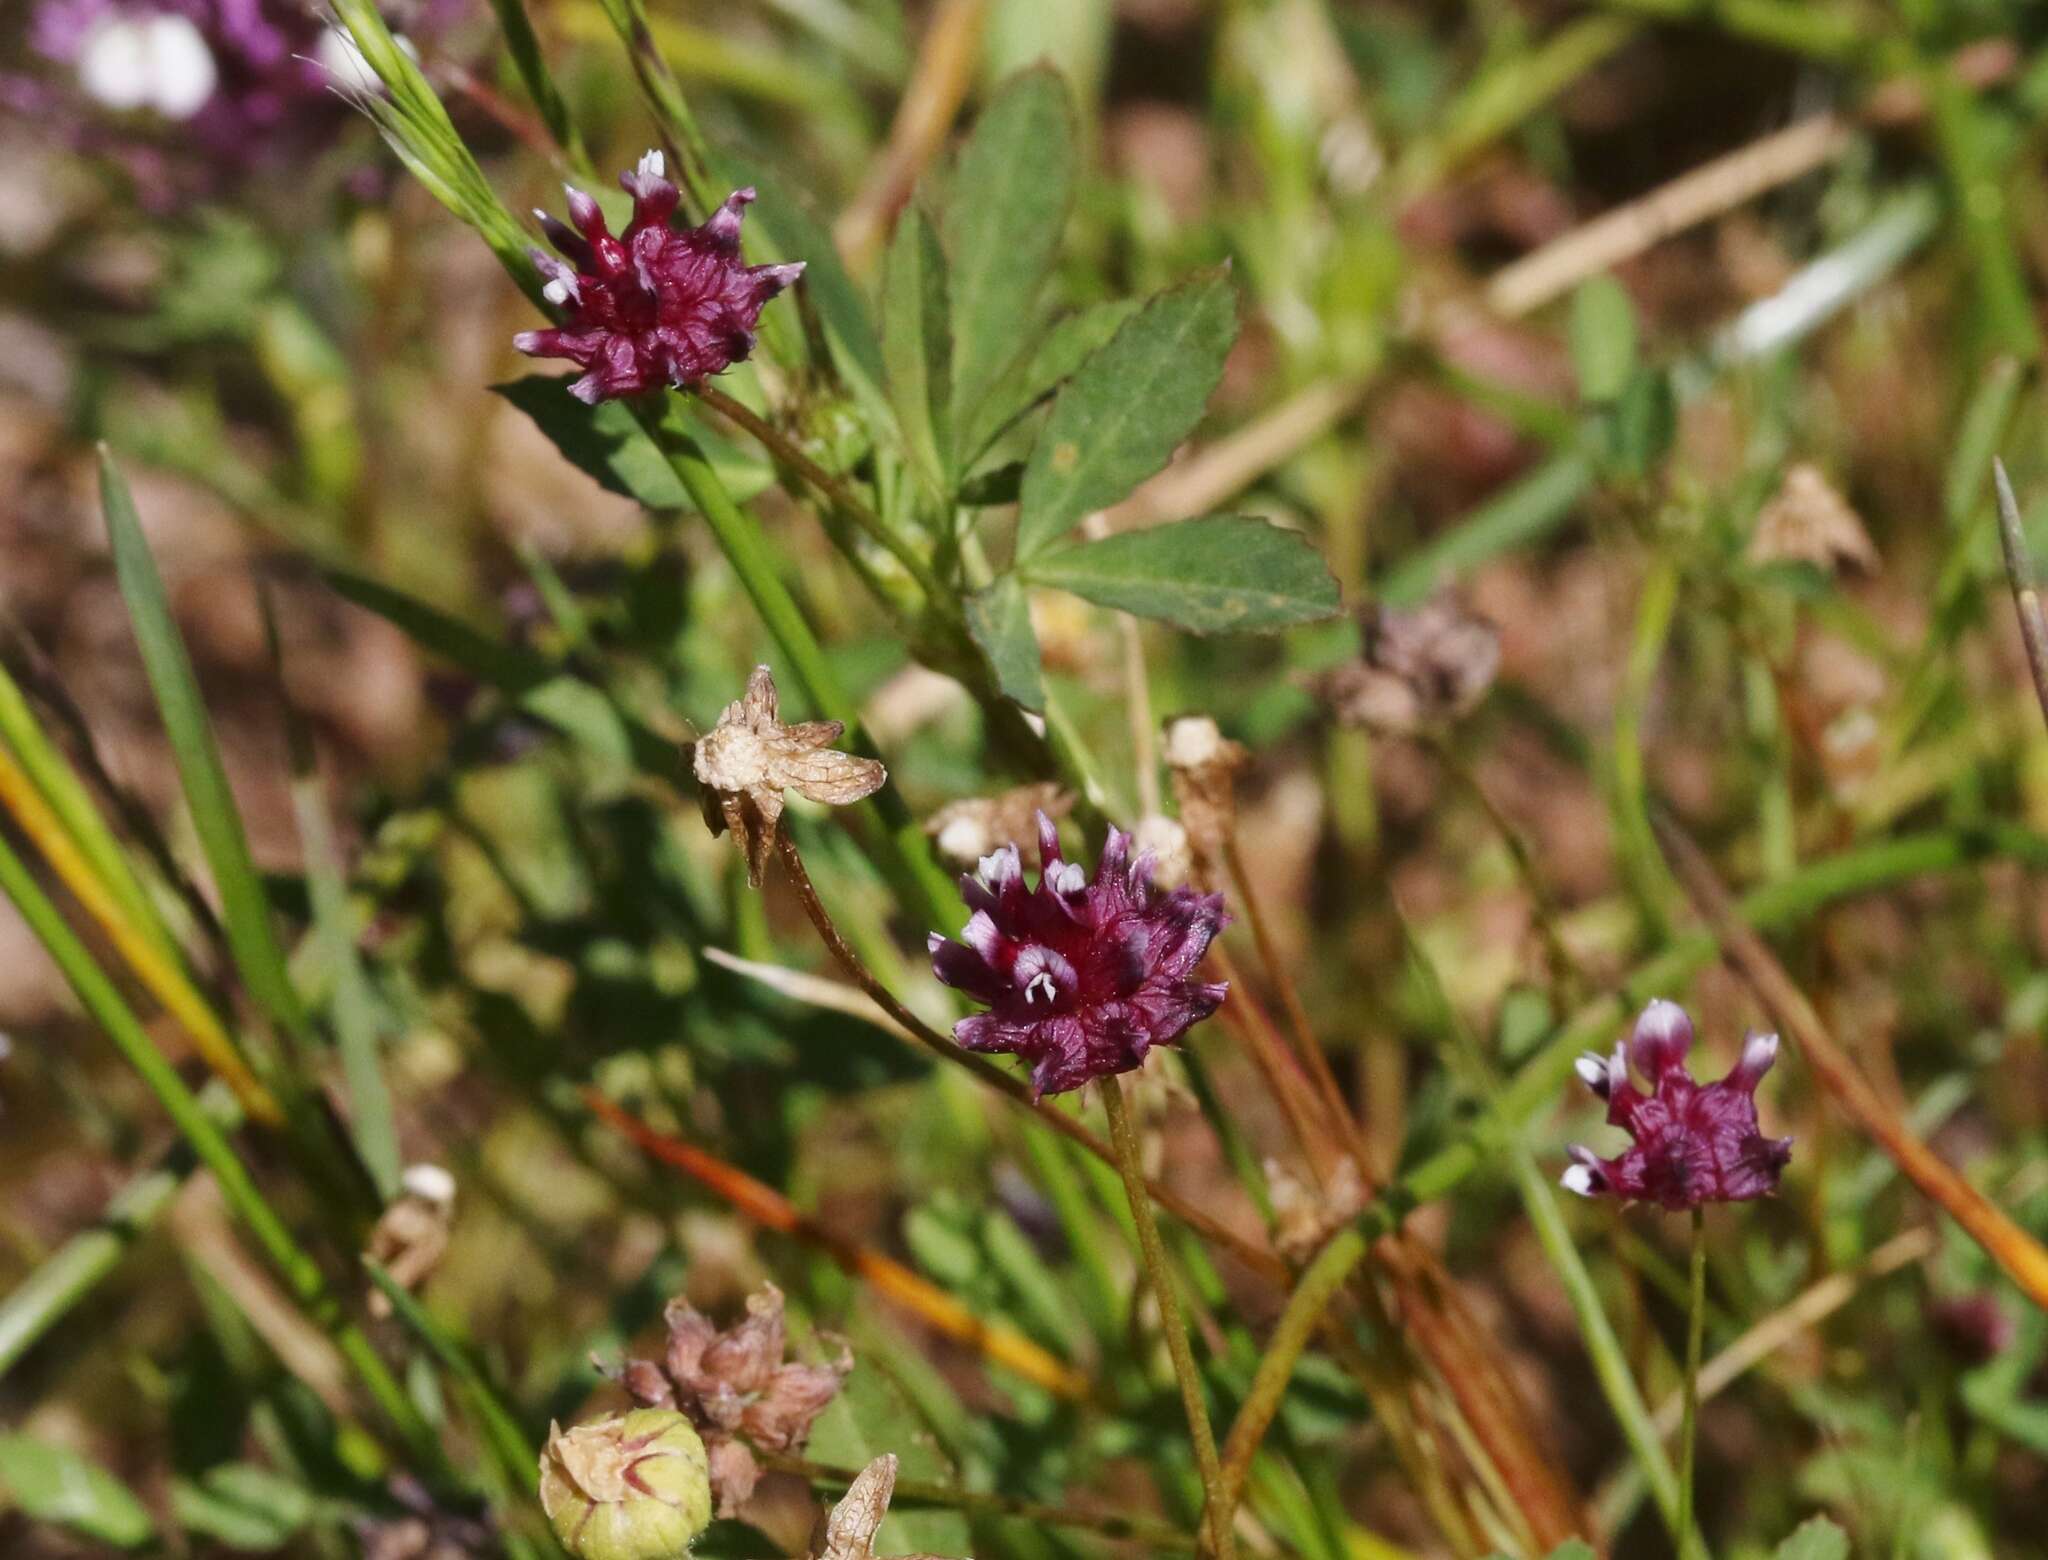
[925,782,1073,869]
[1747,463,1879,576]
[691,665,887,885]
[1163,714,1249,865]
[607,1283,852,1516]
[813,1455,965,1560]
[1312,595,1500,735]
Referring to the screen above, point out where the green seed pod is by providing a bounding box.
[539,1408,713,1560]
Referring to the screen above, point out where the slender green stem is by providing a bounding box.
[1397,913,1685,1544]
[485,0,591,175]
[1678,1207,1707,1560]
[694,385,953,610]
[1215,1228,1368,1517]
[641,409,960,928]
[1100,1078,1235,1560]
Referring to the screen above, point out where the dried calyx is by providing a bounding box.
[603,1283,851,1516]
[1163,713,1249,866]
[925,782,1072,869]
[1311,595,1500,736]
[690,665,886,885]
[812,1455,967,1560]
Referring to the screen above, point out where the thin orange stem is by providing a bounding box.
[583,1089,1092,1402]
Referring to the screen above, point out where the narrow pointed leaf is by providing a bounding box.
[99,449,310,1042]
[1013,274,1238,560]
[1019,516,1340,634]
[945,67,1076,446]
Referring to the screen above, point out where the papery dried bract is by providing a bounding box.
[516,153,805,403]
[1562,999,1793,1211]
[691,665,886,885]
[928,812,1229,1097]
[1747,463,1878,576]
[814,1455,966,1560]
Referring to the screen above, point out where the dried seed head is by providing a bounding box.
[1747,464,1878,576]
[1162,714,1249,862]
[690,665,886,885]
[925,783,1072,869]
[539,1409,712,1560]
[1312,596,1500,735]
[603,1283,851,1517]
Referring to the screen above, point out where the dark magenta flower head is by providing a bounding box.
[1562,998,1792,1211]
[927,812,1230,1098]
[515,152,806,405]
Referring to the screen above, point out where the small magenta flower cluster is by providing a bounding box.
[1562,999,1793,1211]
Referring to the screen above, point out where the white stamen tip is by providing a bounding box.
[638,148,666,178]
[1046,861,1086,895]
[1574,1053,1609,1092]
[541,277,572,306]
[1024,972,1057,1005]
[1560,1165,1598,1197]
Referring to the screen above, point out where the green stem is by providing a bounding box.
[485,0,591,175]
[640,408,960,928]
[0,828,443,1474]
[1215,1228,1368,1518]
[1678,1207,1707,1560]
[1100,1078,1235,1560]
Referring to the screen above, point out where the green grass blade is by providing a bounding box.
[99,448,312,1046]
[0,656,177,964]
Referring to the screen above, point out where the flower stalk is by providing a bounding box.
[1678,1207,1707,1560]
[1099,1077,1235,1560]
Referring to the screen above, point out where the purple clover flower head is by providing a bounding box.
[928,812,1230,1099]
[1561,999,1792,1211]
[514,153,806,405]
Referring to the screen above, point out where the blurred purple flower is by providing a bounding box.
[1562,999,1793,1211]
[515,153,806,404]
[17,0,459,199]
[928,812,1229,1098]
